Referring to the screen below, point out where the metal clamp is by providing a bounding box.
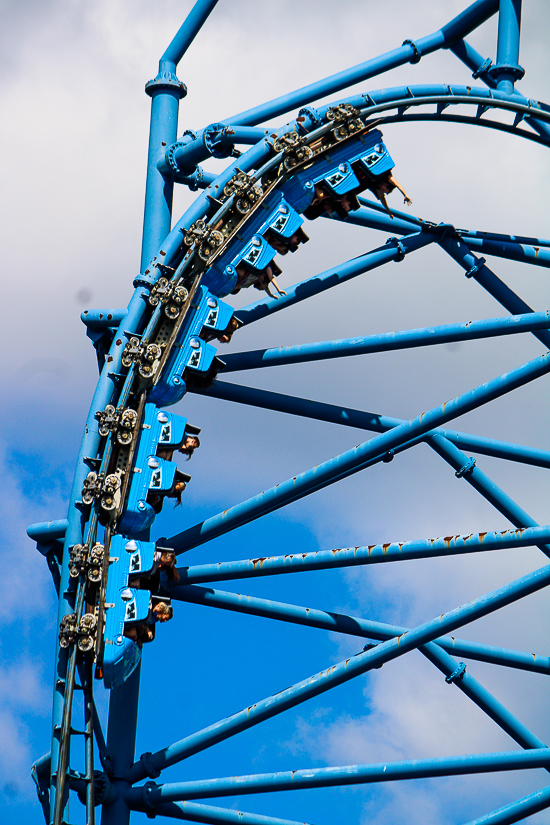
[455,457,476,478]
[143,780,159,817]
[203,122,234,159]
[165,131,197,175]
[465,257,486,278]
[139,752,162,779]
[472,57,492,80]
[445,662,466,684]
[402,39,421,64]
[386,237,406,262]
[298,106,323,129]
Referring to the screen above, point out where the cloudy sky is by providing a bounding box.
[2,1,550,824]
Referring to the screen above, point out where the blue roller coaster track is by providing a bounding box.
[27,1,550,823]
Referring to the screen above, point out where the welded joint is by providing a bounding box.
[445,661,467,684]
[465,256,486,278]
[143,780,159,817]
[402,39,421,64]
[455,457,476,478]
[385,237,406,261]
[139,751,161,779]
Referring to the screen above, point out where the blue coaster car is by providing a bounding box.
[148,286,234,406]
[203,192,307,298]
[280,128,394,216]
[117,404,191,535]
[103,535,157,689]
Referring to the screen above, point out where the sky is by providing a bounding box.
[1,1,550,824]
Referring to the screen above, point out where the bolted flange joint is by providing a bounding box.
[139,751,161,779]
[145,71,187,99]
[143,780,159,818]
[487,63,525,83]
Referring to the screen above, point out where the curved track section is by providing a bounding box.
[28,2,550,824]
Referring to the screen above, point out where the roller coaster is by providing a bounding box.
[27,1,550,823]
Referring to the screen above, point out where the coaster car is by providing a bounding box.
[117,404,192,535]
[148,286,234,406]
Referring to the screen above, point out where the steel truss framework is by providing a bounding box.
[28,1,550,823]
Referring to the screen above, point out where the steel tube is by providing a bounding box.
[101,664,141,825]
[129,799,313,825]
[131,750,550,804]
[494,0,522,94]
[464,237,550,269]
[220,0,498,126]
[129,561,550,783]
[160,0,221,65]
[172,585,550,675]
[464,784,550,825]
[234,230,433,327]
[439,237,550,349]
[221,311,550,373]
[428,435,550,558]
[176,526,550,585]
[198,380,550,470]
[169,350,550,554]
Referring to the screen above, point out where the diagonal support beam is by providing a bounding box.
[169,349,550,553]
[234,231,433,327]
[428,435,550,557]
[439,236,550,350]
[220,0,499,126]
[197,380,550,470]
[464,784,550,825]
[177,526,550,585]
[221,311,550,373]
[129,560,550,783]
[171,584,550,675]
[131,799,313,825]
[129,749,550,804]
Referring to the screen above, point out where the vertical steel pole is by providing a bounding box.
[140,71,186,271]
[140,0,222,271]
[101,664,141,825]
[492,0,523,94]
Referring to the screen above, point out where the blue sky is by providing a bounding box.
[2,1,550,823]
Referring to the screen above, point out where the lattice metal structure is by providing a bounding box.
[28,1,550,823]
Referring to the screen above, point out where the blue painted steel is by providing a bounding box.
[234,229,434,326]
[176,526,550,585]
[129,750,550,804]
[102,536,157,689]
[460,235,550,268]
[440,237,550,350]
[102,664,141,825]
[220,0,499,126]
[149,286,234,404]
[118,405,189,535]
[172,584,550,675]
[464,784,550,825]
[140,0,221,269]
[131,800,313,825]
[221,311,550,373]
[169,350,550,553]
[35,1,550,822]
[493,0,523,94]
[129,560,550,782]
[198,379,550,469]
[428,435,550,558]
